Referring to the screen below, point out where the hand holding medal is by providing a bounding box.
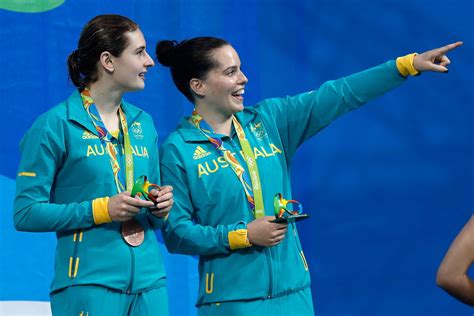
[131,175,174,218]
[120,175,163,247]
[131,175,161,203]
[272,193,309,223]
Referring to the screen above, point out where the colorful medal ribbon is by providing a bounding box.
[190,110,265,218]
[81,88,134,192]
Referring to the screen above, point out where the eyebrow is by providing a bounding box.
[223,65,238,72]
[134,45,146,52]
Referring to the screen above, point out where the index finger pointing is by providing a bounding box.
[438,41,463,54]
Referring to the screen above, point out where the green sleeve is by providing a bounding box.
[14,125,95,232]
[256,60,406,159]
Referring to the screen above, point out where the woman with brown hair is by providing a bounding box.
[14,15,173,315]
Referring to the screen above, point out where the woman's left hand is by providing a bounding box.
[414,41,463,73]
[149,185,174,218]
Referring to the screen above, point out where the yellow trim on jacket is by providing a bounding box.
[396,53,419,77]
[92,197,112,224]
[228,229,252,250]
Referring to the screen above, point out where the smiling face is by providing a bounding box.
[197,45,248,117]
[111,29,155,92]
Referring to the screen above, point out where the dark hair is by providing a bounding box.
[67,14,139,88]
[155,37,229,102]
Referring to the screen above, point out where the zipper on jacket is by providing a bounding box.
[126,247,135,294]
[230,129,275,297]
[228,137,276,298]
[264,247,274,299]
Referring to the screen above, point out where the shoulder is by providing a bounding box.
[32,101,68,129]
[23,100,70,145]
[123,100,152,121]
[160,127,193,166]
[123,100,158,136]
[19,100,70,152]
[161,130,186,150]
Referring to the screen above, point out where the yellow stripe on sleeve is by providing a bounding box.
[18,172,36,177]
[396,53,419,77]
[228,229,252,250]
[92,197,112,225]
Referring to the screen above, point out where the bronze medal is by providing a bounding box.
[121,218,145,247]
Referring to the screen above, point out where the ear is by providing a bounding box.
[189,78,206,97]
[99,51,114,73]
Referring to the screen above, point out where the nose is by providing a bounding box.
[238,69,248,85]
[145,51,155,68]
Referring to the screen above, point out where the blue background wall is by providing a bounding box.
[0,0,472,315]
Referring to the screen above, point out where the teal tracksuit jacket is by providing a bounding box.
[160,61,406,306]
[14,90,167,295]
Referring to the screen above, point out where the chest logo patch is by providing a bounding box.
[251,121,267,139]
[131,121,144,139]
[193,146,211,160]
[82,130,98,140]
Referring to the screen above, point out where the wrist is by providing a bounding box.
[396,53,419,77]
[228,222,252,250]
[92,197,112,224]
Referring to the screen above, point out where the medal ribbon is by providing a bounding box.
[190,110,264,218]
[81,88,134,192]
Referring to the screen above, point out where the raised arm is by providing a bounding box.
[256,42,463,160]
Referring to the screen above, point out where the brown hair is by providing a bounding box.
[67,14,138,88]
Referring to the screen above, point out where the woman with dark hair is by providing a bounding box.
[155,36,461,315]
[14,14,173,315]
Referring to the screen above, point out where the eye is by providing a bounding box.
[226,69,236,76]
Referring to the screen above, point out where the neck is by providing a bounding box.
[87,82,124,132]
[87,81,123,116]
[195,104,233,136]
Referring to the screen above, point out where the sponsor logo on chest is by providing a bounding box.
[193,146,211,160]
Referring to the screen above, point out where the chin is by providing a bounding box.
[232,103,244,113]
[127,83,145,92]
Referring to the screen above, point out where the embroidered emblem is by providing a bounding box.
[250,121,267,139]
[82,130,99,140]
[131,122,144,139]
[193,146,211,160]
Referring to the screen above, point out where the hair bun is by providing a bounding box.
[71,49,80,61]
[155,40,178,67]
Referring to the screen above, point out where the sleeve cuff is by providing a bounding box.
[396,53,419,77]
[228,229,252,250]
[92,197,112,225]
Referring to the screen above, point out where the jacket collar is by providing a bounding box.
[66,90,142,136]
[177,107,257,143]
